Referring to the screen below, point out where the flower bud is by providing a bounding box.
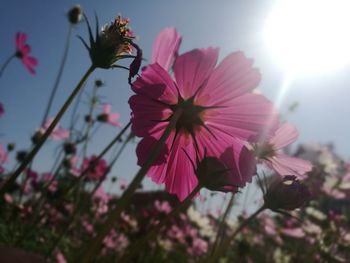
[264,175,311,211]
[16,151,28,163]
[7,143,15,152]
[95,79,104,88]
[63,142,76,155]
[68,5,82,24]
[31,131,43,145]
[196,156,236,192]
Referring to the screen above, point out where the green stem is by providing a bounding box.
[41,25,73,126]
[208,205,266,262]
[121,184,202,262]
[82,84,98,158]
[0,54,15,78]
[210,193,235,256]
[0,65,95,197]
[79,109,183,263]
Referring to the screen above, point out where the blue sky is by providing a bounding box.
[1,0,350,199]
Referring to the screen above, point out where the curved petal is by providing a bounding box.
[197,51,261,106]
[270,123,299,150]
[103,104,112,114]
[129,94,172,137]
[163,133,199,201]
[152,27,182,71]
[268,153,312,177]
[16,32,27,48]
[21,44,31,55]
[205,93,279,141]
[196,127,256,188]
[173,48,219,99]
[132,63,178,104]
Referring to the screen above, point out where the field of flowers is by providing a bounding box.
[0,4,349,263]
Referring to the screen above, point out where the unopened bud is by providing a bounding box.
[264,175,311,211]
[63,142,76,155]
[68,5,82,24]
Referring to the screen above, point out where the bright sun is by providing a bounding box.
[264,0,350,74]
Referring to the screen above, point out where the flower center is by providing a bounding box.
[253,142,275,160]
[171,97,206,134]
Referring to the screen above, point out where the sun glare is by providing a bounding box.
[264,0,350,74]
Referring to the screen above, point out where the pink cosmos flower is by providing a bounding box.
[253,123,312,178]
[81,155,108,180]
[40,117,70,140]
[15,32,38,75]
[97,104,121,127]
[130,38,278,200]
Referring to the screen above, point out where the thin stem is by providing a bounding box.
[210,193,235,256]
[208,206,266,262]
[41,25,73,126]
[0,54,15,78]
[15,123,130,246]
[0,65,95,197]
[82,85,98,158]
[121,184,202,262]
[79,109,183,263]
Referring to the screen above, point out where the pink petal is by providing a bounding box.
[20,44,31,55]
[22,58,35,74]
[197,52,261,106]
[132,63,178,104]
[103,104,112,114]
[16,32,27,48]
[163,133,199,201]
[26,56,38,66]
[152,27,182,71]
[196,127,256,188]
[205,93,279,141]
[270,123,298,150]
[173,48,219,99]
[281,228,305,238]
[269,153,312,177]
[129,94,172,137]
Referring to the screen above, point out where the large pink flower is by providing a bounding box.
[15,32,38,75]
[253,123,312,178]
[129,41,278,200]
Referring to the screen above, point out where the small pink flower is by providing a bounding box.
[15,32,38,75]
[253,123,312,178]
[40,117,70,140]
[55,251,67,263]
[82,155,108,180]
[0,143,8,165]
[154,200,171,214]
[0,103,4,117]
[97,104,121,127]
[281,227,305,238]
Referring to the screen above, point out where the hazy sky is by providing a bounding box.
[1,0,350,198]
